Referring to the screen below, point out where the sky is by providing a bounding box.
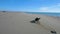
[0,0,60,12]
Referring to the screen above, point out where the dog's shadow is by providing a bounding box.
[30,20,40,25]
[30,20,35,23]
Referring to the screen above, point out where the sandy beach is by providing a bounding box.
[0,12,60,34]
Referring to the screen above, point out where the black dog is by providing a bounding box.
[30,17,40,23]
[35,17,40,21]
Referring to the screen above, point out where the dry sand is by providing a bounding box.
[0,12,60,34]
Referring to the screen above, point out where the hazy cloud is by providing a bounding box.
[39,3,60,13]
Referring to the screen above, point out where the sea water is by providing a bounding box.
[25,12,60,17]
